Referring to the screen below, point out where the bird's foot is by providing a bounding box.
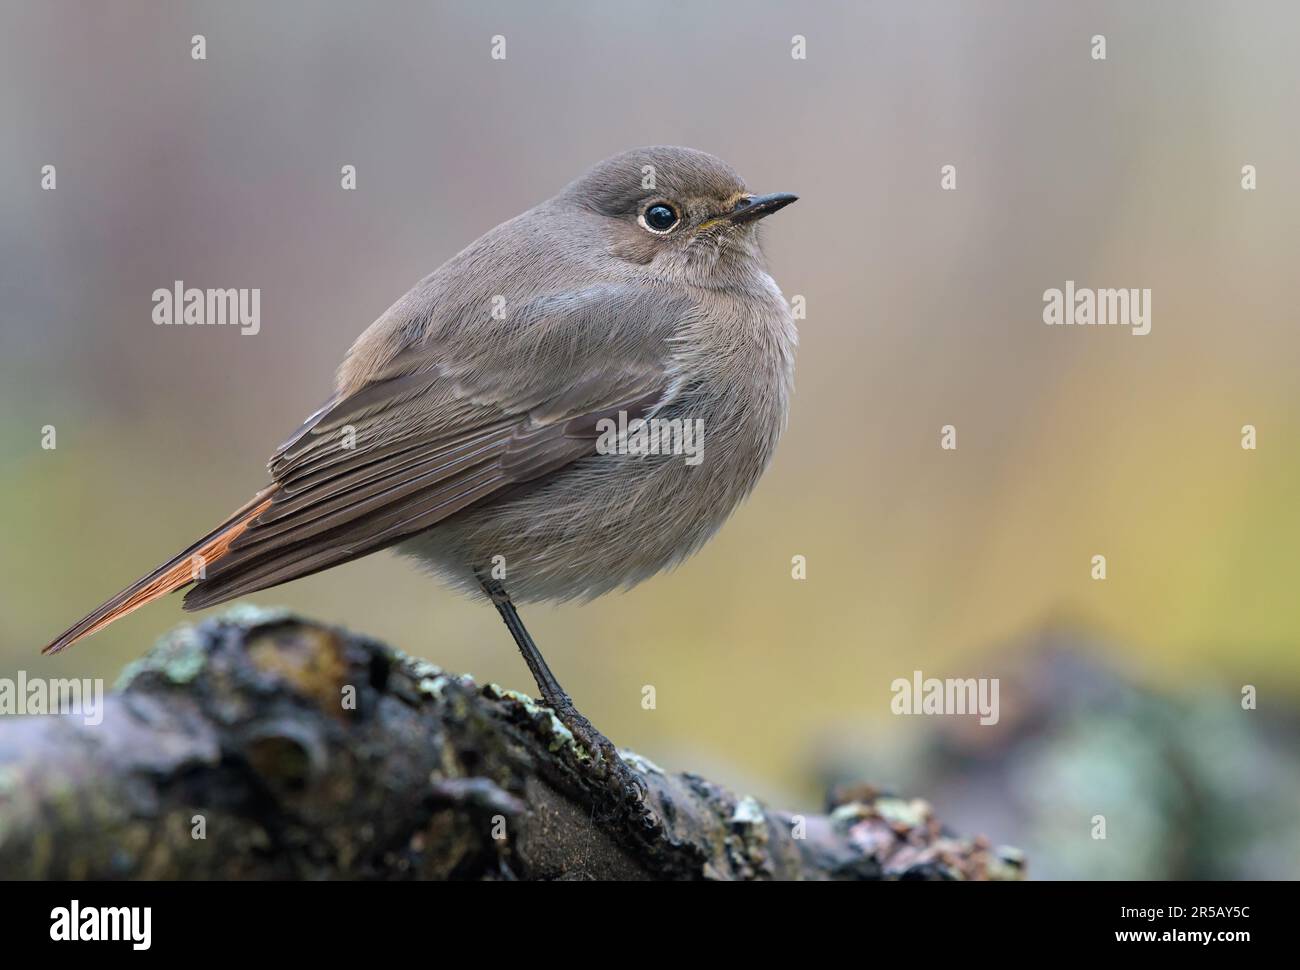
[546,695,648,808]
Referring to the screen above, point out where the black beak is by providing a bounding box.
[727,192,798,225]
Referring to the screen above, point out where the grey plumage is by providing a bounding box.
[46,146,797,653]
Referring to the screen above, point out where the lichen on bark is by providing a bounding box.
[0,608,1024,880]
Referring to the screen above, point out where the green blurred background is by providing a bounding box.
[2,1,1298,877]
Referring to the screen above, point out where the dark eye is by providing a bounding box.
[642,203,679,233]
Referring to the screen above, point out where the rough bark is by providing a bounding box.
[0,607,1024,880]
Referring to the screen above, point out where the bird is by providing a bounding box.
[44,146,798,790]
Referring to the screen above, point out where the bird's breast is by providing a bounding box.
[403,272,797,604]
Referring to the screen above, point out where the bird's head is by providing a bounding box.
[560,146,797,287]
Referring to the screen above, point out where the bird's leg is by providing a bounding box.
[476,574,644,803]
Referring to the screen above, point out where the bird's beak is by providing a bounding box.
[727,191,799,225]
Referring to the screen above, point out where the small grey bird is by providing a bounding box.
[45,146,798,783]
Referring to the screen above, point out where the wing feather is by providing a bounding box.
[180,285,684,611]
[45,233,697,653]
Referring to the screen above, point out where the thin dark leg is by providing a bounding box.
[476,573,643,802]
[479,576,572,711]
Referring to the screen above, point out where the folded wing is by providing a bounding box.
[182,283,688,609]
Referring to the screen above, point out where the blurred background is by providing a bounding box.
[2,1,1298,878]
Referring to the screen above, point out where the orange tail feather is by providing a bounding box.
[42,487,277,655]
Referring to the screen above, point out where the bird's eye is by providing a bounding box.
[641,203,680,233]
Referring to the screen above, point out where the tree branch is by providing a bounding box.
[0,608,1024,880]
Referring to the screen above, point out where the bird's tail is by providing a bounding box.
[42,486,277,655]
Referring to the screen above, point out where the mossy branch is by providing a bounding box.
[0,609,1023,880]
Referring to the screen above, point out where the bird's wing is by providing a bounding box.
[180,283,692,610]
